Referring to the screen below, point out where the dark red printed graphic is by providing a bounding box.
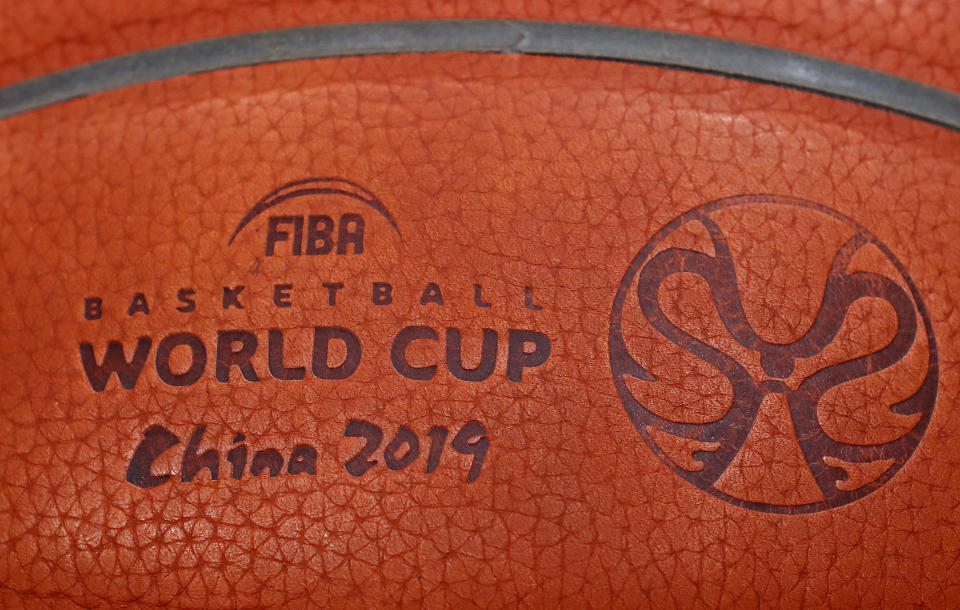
[609,195,938,514]
[227,177,402,254]
[125,420,488,488]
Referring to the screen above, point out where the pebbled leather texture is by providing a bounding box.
[2,3,960,608]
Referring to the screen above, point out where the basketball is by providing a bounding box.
[2,2,959,607]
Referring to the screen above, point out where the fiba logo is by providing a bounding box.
[227,177,403,256]
[609,195,938,514]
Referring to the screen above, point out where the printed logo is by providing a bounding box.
[79,177,550,488]
[227,177,402,255]
[609,195,938,513]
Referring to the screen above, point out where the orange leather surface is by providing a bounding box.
[1,0,960,92]
[2,8,960,610]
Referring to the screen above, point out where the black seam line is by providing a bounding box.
[1,19,959,131]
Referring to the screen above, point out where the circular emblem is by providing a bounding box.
[609,195,938,514]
